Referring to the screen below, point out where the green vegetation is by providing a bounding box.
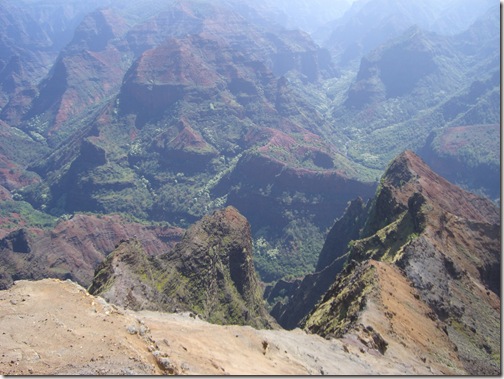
[0,200,57,230]
[304,263,377,337]
[431,124,500,168]
[347,210,419,264]
[252,216,326,282]
[0,0,498,287]
[88,208,271,328]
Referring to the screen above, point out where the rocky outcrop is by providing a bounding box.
[152,119,218,173]
[87,239,172,312]
[346,27,438,108]
[301,150,500,375]
[304,261,378,338]
[0,278,458,375]
[0,228,31,253]
[221,150,376,236]
[305,259,466,374]
[90,207,274,328]
[26,8,130,134]
[0,213,183,290]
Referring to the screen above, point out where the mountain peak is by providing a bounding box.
[381,149,417,186]
[302,150,500,374]
[70,7,128,52]
[381,150,498,225]
[89,206,273,328]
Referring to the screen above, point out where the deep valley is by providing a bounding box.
[0,0,500,375]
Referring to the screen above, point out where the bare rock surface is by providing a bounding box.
[302,150,500,375]
[89,207,273,328]
[0,278,450,375]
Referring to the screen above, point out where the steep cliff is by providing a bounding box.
[0,213,183,289]
[267,197,368,330]
[89,207,273,328]
[303,151,500,375]
[419,123,500,201]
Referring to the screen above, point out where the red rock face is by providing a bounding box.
[355,151,500,374]
[45,50,127,134]
[383,150,498,224]
[0,213,184,289]
[245,125,337,171]
[278,150,501,374]
[133,38,221,87]
[117,3,330,122]
[222,150,376,242]
[119,35,222,116]
[0,154,40,190]
[119,32,249,117]
[233,152,373,198]
[169,125,211,152]
[27,8,130,134]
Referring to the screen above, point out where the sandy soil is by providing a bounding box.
[359,260,466,375]
[0,278,462,375]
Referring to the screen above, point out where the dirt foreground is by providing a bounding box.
[0,278,457,375]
